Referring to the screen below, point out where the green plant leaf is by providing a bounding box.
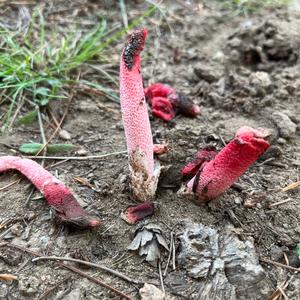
[19,143,75,154]
[16,110,38,126]
[297,243,300,260]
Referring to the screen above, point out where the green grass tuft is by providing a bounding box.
[0,5,157,132]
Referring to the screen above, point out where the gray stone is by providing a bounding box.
[177,221,272,300]
[271,111,297,138]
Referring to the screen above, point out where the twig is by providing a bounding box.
[0,243,134,300]
[0,224,16,240]
[37,276,71,300]
[32,256,140,285]
[278,287,289,300]
[269,199,293,207]
[260,257,300,272]
[164,231,173,276]
[23,151,127,160]
[119,0,128,27]
[282,180,300,192]
[36,92,75,157]
[172,232,176,270]
[158,261,165,293]
[24,186,36,206]
[37,107,47,167]
[0,179,20,192]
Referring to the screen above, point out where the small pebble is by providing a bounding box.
[11,224,23,237]
[59,129,72,140]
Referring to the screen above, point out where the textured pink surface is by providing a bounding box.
[145,82,201,121]
[144,83,175,103]
[187,127,270,200]
[151,96,175,121]
[181,147,217,179]
[120,29,154,176]
[0,156,100,228]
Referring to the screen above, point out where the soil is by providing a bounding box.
[1,1,300,299]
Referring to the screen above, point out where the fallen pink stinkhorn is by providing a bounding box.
[120,29,160,201]
[145,83,201,122]
[185,126,270,201]
[0,156,101,229]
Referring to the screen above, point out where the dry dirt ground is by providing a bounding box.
[0,1,300,299]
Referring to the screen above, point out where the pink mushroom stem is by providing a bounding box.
[119,29,160,201]
[186,126,270,201]
[0,156,101,229]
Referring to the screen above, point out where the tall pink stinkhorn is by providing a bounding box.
[185,126,270,201]
[120,29,160,201]
[0,156,101,229]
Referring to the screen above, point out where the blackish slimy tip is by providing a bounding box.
[123,29,147,70]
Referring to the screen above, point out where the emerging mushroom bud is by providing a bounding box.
[0,156,101,229]
[185,126,270,201]
[145,83,201,122]
[120,29,160,201]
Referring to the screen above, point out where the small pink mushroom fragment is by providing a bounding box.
[0,156,101,229]
[153,143,169,155]
[121,202,155,224]
[145,83,201,122]
[186,127,270,201]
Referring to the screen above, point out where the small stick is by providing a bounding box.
[172,233,176,270]
[0,179,20,192]
[119,0,128,27]
[0,224,16,240]
[24,151,127,160]
[282,180,300,192]
[163,231,173,276]
[1,243,134,300]
[260,257,300,272]
[158,261,165,293]
[269,199,292,207]
[36,92,75,156]
[283,252,289,266]
[278,287,288,300]
[37,108,48,166]
[32,256,140,285]
[37,276,71,300]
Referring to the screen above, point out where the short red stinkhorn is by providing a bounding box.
[0,156,100,229]
[185,126,270,201]
[120,29,160,201]
[145,83,201,122]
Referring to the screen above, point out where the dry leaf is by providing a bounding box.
[127,223,169,266]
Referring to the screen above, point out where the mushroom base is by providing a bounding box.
[129,149,160,202]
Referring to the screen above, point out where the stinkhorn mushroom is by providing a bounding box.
[145,83,201,122]
[184,126,270,201]
[0,156,101,229]
[120,29,160,201]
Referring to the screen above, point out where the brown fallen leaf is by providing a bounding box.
[0,274,18,282]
